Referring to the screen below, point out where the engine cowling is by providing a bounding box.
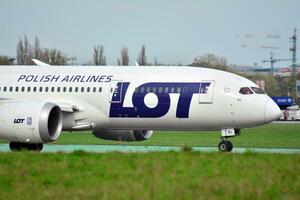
[0,101,63,143]
[93,129,153,141]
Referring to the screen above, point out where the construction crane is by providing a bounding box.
[262,51,291,75]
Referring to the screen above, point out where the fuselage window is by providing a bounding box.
[93,87,96,92]
[3,87,7,92]
[21,87,25,92]
[27,87,31,92]
[140,87,145,93]
[164,87,169,93]
[146,87,151,93]
[69,87,72,92]
[57,87,60,92]
[45,87,49,92]
[33,87,37,92]
[9,87,13,92]
[158,87,163,93]
[15,87,19,92]
[99,87,102,92]
[63,87,66,92]
[51,87,55,92]
[183,87,188,93]
[177,87,181,93]
[0,87,1,92]
[239,87,253,95]
[81,87,85,92]
[75,87,79,92]
[170,87,175,93]
[152,87,157,93]
[87,87,90,92]
[39,87,43,92]
[251,87,265,94]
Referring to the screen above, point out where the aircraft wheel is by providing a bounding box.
[218,141,233,152]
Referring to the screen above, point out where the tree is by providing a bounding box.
[192,53,228,71]
[118,47,129,66]
[33,36,41,59]
[16,35,33,65]
[0,55,14,65]
[93,45,106,65]
[137,45,147,66]
[39,48,67,65]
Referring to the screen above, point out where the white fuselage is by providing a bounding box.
[0,66,280,132]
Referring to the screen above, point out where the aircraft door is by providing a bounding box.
[198,80,215,103]
[109,81,124,103]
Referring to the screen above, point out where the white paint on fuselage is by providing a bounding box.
[0,66,280,131]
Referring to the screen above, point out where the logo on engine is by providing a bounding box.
[14,118,25,124]
[109,82,210,118]
[27,117,32,125]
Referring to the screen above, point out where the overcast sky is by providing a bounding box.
[0,0,299,66]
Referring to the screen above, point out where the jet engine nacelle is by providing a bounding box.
[0,101,63,143]
[93,129,153,141]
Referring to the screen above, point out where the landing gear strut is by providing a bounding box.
[218,128,240,152]
[9,142,43,152]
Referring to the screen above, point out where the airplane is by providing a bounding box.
[0,60,281,152]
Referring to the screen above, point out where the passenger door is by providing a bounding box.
[198,80,215,104]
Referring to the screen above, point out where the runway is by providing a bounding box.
[0,144,299,154]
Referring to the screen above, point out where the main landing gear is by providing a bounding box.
[218,128,240,152]
[9,142,43,152]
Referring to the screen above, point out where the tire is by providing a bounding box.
[218,141,233,152]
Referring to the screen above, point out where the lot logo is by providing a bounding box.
[109,82,210,118]
[14,118,25,124]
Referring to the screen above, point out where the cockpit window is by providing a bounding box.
[239,87,253,95]
[251,87,265,94]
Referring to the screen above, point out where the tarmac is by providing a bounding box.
[0,144,299,154]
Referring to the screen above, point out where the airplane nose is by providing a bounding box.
[264,98,281,123]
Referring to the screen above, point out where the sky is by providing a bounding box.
[0,0,299,67]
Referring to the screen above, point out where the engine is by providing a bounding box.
[0,101,63,143]
[93,129,153,142]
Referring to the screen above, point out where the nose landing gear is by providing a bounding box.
[218,128,240,152]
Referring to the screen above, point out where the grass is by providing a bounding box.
[0,152,299,200]
[51,124,300,148]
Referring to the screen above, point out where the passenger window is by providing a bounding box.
[140,87,145,93]
[158,87,163,93]
[146,87,151,93]
[57,87,60,92]
[3,87,7,92]
[45,87,49,92]
[93,87,96,92]
[69,87,72,92]
[239,87,253,95]
[27,87,31,92]
[81,87,84,92]
[170,87,175,93]
[152,87,156,93]
[15,87,19,92]
[177,87,181,93]
[99,87,102,92]
[51,87,55,92]
[9,87,13,92]
[63,87,66,92]
[33,87,37,92]
[39,87,43,92]
[21,87,25,92]
[75,87,79,92]
[164,87,169,93]
[87,87,90,92]
[251,87,265,94]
